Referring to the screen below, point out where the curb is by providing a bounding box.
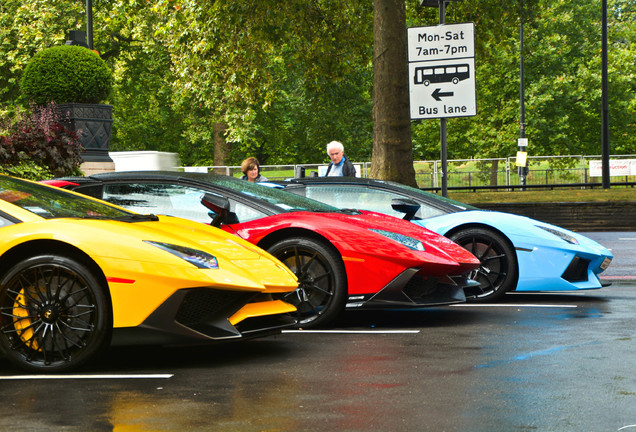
[600,276,636,285]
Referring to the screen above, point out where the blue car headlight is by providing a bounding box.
[144,241,219,269]
[535,225,579,245]
[369,229,425,251]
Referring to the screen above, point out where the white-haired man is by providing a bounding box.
[324,141,356,177]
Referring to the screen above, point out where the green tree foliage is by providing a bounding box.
[524,0,635,157]
[606,0,636,154]
[92,0,191,157]
[409,0,635,161]
[0,0,634,171]
[524,0,604,156]
[409,0,534,163]
[149,0,374,165]
[0,0,84,116]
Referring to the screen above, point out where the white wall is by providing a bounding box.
[109,151,180,172]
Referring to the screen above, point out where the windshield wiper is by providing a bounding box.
[112,213,160,222]
[338,208,362,215]
[77,213,159,222]
[301,208,361,215]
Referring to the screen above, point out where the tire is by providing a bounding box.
[0,255,112,372]
[449,228,518,303]
[267,237,347,328]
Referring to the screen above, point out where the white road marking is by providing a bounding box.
[0,374,173,380]
[602,275,636,280]
[451,303,577,308]
[282,329,420,334]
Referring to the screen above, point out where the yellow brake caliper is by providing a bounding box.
[13,289,40,351]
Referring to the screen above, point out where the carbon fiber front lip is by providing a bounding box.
[345,268,468,310]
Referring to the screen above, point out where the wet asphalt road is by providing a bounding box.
[1,232,635,432]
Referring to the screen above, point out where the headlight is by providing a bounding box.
[536,226,579,245]
[144,241,219,269]
[369,229,425,251]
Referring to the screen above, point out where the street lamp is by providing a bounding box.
[86,0,93,50]
[65,1,94,50]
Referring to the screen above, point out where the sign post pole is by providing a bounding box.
[409,6,475,197]
[439,0,448,197]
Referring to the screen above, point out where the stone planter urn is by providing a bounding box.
[20,44,116,173]
[57,103,114,163]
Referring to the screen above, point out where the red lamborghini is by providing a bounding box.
[46,171,480,328]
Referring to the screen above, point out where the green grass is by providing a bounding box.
[449,187,636,204]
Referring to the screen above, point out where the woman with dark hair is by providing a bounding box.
[240,157,268,182]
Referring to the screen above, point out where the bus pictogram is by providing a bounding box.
[414,63,470,86]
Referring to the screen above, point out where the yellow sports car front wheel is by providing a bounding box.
[0,254,112,373]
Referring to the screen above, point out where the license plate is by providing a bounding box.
[600,257,612,270]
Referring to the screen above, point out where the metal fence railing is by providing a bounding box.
[181,154,636,191]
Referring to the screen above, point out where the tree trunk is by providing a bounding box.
[212,122,231,175]
[369,0,417,187]
[490,159,499,186]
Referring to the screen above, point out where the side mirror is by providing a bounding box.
[201,193,231,227]
[391,198,421,221]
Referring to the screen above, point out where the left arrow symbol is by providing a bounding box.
[432,88,454,101]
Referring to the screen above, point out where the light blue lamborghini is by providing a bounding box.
[272,177,613,302]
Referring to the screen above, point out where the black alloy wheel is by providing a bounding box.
[0,255,112,372]
[268,237,347,328]
[450,227,518,302]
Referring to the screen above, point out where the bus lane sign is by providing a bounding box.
[407,23,476,120]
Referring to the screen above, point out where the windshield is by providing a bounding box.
[0,175,134,219]
[193,174,340,213]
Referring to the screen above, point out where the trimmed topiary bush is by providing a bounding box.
[20,45,113,106]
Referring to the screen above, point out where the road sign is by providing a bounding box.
[408,23,476,119]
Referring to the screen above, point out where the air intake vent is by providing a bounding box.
[175,289,253,326]
[561,257,590,283]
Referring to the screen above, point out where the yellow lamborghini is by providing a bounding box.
[0,174,298,372]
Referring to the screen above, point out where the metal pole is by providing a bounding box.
[441,118,448,196]
[601,0,610,188]
[86,0,93,50]
[518,0,528,190]
[519,7,525,141]
[439,0,448,197]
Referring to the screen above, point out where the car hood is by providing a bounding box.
[326,210,481,272]
[231,209,480,273]
[419,210,613,257]
[2,214,298,291]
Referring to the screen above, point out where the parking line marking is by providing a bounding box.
[603,275,636,280]
[282,330,420,334]
[451,304,577,308]
[0,374,173,380]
